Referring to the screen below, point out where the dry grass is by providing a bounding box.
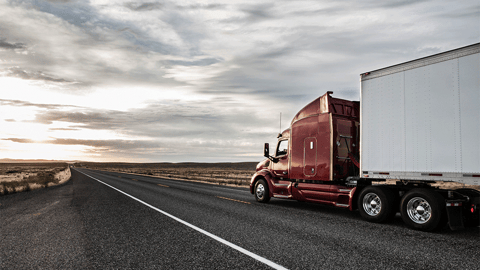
[77,162,257,187]
[0,163,71,195]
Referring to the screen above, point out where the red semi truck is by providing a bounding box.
[250,43,480,231]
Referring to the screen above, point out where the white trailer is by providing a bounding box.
[354,43,480,231]
[360,43,480,186]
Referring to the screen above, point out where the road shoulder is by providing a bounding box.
[0,179,88,269]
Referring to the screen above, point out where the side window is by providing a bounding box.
[276,140,289,156]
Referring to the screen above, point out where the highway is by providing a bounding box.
[1,168,479,269]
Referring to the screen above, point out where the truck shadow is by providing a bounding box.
[266,199,480,236]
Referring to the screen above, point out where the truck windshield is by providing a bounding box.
[276,140,288,156]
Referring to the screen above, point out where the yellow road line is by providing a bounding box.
[132,179,138,181]
[157,184,169,188]
[216,196,250,204]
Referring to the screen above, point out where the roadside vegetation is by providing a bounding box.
[0,163,71,195]
[77,162,257,187]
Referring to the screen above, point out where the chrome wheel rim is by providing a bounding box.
[406,197,431,224]
[362,192,382,216]
[256,183,265,200]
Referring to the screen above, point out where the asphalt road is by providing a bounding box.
[1,168,479,269]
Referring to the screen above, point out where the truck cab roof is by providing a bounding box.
[291,92,359,125]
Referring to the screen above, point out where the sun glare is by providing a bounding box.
[1,76,208,111]
[0,140,88,160]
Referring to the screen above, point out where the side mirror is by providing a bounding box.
[263,143,279,163]
[264,143,269,157]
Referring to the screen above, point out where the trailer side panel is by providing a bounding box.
[360,43,480,185]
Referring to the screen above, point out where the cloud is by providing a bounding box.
[164,57,223,67]
[2,0,478,98]
[48,127,79,131]
[14,97,275,161]
[125,2,163,11]
[191,0,478,105]
[2,137,163,155]
[30,99,268,135]
[363,0,430,8]
[48,138,161,150]
[45,0,74,3]
[177,3,225,10]
[33,110,114,125]
[0,99,77,110]
[241,3,275,22]
[0,1,187,92]
[0,38,26,50]
[436,6,480,19]
[0,0,478,162]
[2,138,36,144]
[2,67,74,84]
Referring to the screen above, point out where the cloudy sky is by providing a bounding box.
[0,0,479,162]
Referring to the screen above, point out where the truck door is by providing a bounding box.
[273,139,289,178]
[272,139,291,196]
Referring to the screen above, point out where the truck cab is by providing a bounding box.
[251,92,360,206]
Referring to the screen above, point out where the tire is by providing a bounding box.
[254,178,270,203]
[357,186,396,223]
[400,189,446,231]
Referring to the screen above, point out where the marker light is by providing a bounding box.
[446,202,462,207]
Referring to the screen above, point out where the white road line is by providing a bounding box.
[76,169,288,270]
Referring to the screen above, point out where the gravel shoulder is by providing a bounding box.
[0,179,88,269]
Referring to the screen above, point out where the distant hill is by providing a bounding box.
[76,161,259,171]
[0,159,76,163]
[0,159,259,170]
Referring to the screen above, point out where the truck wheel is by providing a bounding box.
[400,189,446,231]
[254,178,270,203]
[358,186,395,223]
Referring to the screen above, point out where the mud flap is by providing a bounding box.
[446,202,464,231]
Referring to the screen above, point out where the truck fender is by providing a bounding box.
[250,170,274,198]
[348,187,358,211]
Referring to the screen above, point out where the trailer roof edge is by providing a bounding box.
[361,42,480,81]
